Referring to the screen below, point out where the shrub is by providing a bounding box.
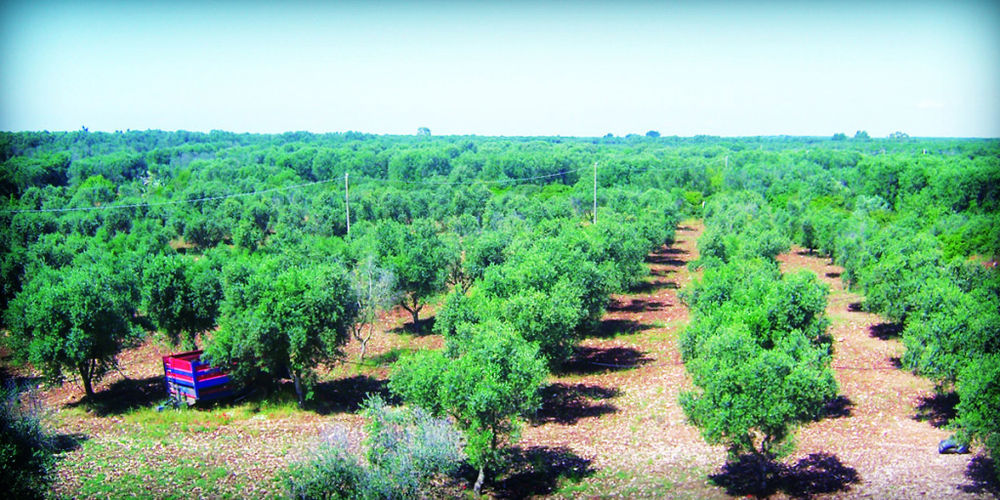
[283,397,463,500]
[956,355,1000,479]
[283,439,364,500]
[0,382,56,499]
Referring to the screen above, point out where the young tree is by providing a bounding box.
[349,256,398,361]
[390,324,547,494]
[5,262,140,397]
[376,219,457,330]
[680,327,837,461]
[205,260,358,407]
[141,254,222,348]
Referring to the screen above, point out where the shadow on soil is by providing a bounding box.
[820,395,854,419]
[627,280,679,294]
[310,375,394,414]
[608,297,668,313]
[559,346,653,375]
[913,391,958,428]
[489,446,596,499]
[959,454,999,496]
[593,318,653,338]
[531,383,619,425]
[645,254,687,267]
[710,452,860,499]
[67,375,165,416]
[388,315,437,336]
[869,322,904,340]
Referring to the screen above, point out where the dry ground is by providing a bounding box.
[11,221,997,498]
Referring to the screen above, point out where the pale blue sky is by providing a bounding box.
[2,1,998,137]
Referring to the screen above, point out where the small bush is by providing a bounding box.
[283,395,463,500]
[361,394,463,498]
[0,381,56,499]
[283,437,364,500]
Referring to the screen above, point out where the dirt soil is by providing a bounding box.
[15,221,997,498]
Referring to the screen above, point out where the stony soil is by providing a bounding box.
[12,221,996,498]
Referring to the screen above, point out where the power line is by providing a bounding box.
[2,159,673,215]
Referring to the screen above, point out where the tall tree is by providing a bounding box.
[141,254,222,348]
[5,262,140,397]
[205,259,358,406]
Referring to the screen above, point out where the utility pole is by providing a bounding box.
[345,172,350,236]
[592,161,597,225]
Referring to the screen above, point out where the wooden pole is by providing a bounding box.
[592,161,597,225]
[345,172,350,236]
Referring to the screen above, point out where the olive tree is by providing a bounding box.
[5,262,140,397]
[348,256,398,361]
[141,254,222,348]
[205,259,357,407]
[390,323,547,494]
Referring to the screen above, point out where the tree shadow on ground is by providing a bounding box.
[310,375,395,415]
[531,383,619,425]
[608,297,667,313]
[52,431,88,453]
[869,322,904,340]
[592,318,653,339]
[959,454,999,496]
[847,301,864,312]
[67,375,165,416]
[913,391,958,428]
[489,446,596,499]
[710,452,860,499]
[558,346,653,375]
[645,254,686,267]
[650,266,676,277]
[820,395,854,419]
[388,315,437,336]
[628,280,678,294]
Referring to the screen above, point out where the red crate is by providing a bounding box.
[162,350,233,404]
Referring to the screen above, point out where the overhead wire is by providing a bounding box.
[2,156,676,215]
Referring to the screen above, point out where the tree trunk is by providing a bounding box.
[79,362,94,397]
[400,298,423,332]
[473,465,485,495]
[290,367,305,408]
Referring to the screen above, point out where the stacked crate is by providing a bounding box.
[162,350,232,404]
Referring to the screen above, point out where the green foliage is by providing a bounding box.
[283,441,365,500]
[5,261,140,396]
[0,383,56,499]
[901,278,1000,383]
[695,192,790,266]
[680,326,837,458]
[364,219,457,328]
[955,355,1000,478]
[681,199,836,462]
[141,253,222,348]
[390,324,547,491]
[205,258,358,406]
[282,395,463,500]
[360,395,463,498]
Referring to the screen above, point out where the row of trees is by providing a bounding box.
[791,199,1000,471]
[680,193,838,489]
[1,130,997,492]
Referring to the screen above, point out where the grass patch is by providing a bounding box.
[553,468,679,498]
